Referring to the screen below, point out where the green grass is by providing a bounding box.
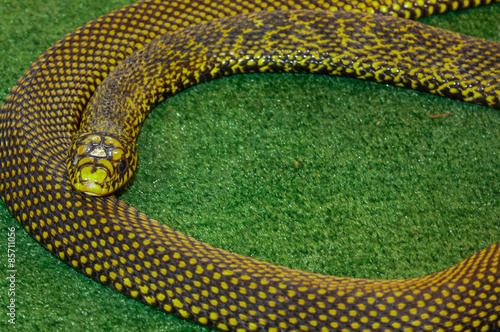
[0,1,499,331]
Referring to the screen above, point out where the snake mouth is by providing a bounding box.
[74,181,105,196]
[72,165,111,196]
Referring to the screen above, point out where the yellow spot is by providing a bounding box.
[123,278,132,288]
[179,309,190,318]
[139,285,149,294]
[217,323,229,331]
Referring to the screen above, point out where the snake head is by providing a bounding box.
[66,133,136,196]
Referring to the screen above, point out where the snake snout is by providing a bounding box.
[73,164,111,196]
[66,133,134,196]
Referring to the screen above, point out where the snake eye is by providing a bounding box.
[117,158,128,174]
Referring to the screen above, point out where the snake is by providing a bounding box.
[1,0,499,331]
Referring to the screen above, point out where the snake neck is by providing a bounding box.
[69,9,500,196]
[83,9,500,138]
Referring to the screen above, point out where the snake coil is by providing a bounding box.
[1,0,499,331]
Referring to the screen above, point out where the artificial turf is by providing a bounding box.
[0,0,498,331]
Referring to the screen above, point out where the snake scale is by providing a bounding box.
[1,0,499,331]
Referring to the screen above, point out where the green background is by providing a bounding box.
[0,0,498,331]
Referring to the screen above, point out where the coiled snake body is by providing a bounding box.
[1,0,499,331]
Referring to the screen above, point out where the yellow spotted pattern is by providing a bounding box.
[1,0,500,331]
